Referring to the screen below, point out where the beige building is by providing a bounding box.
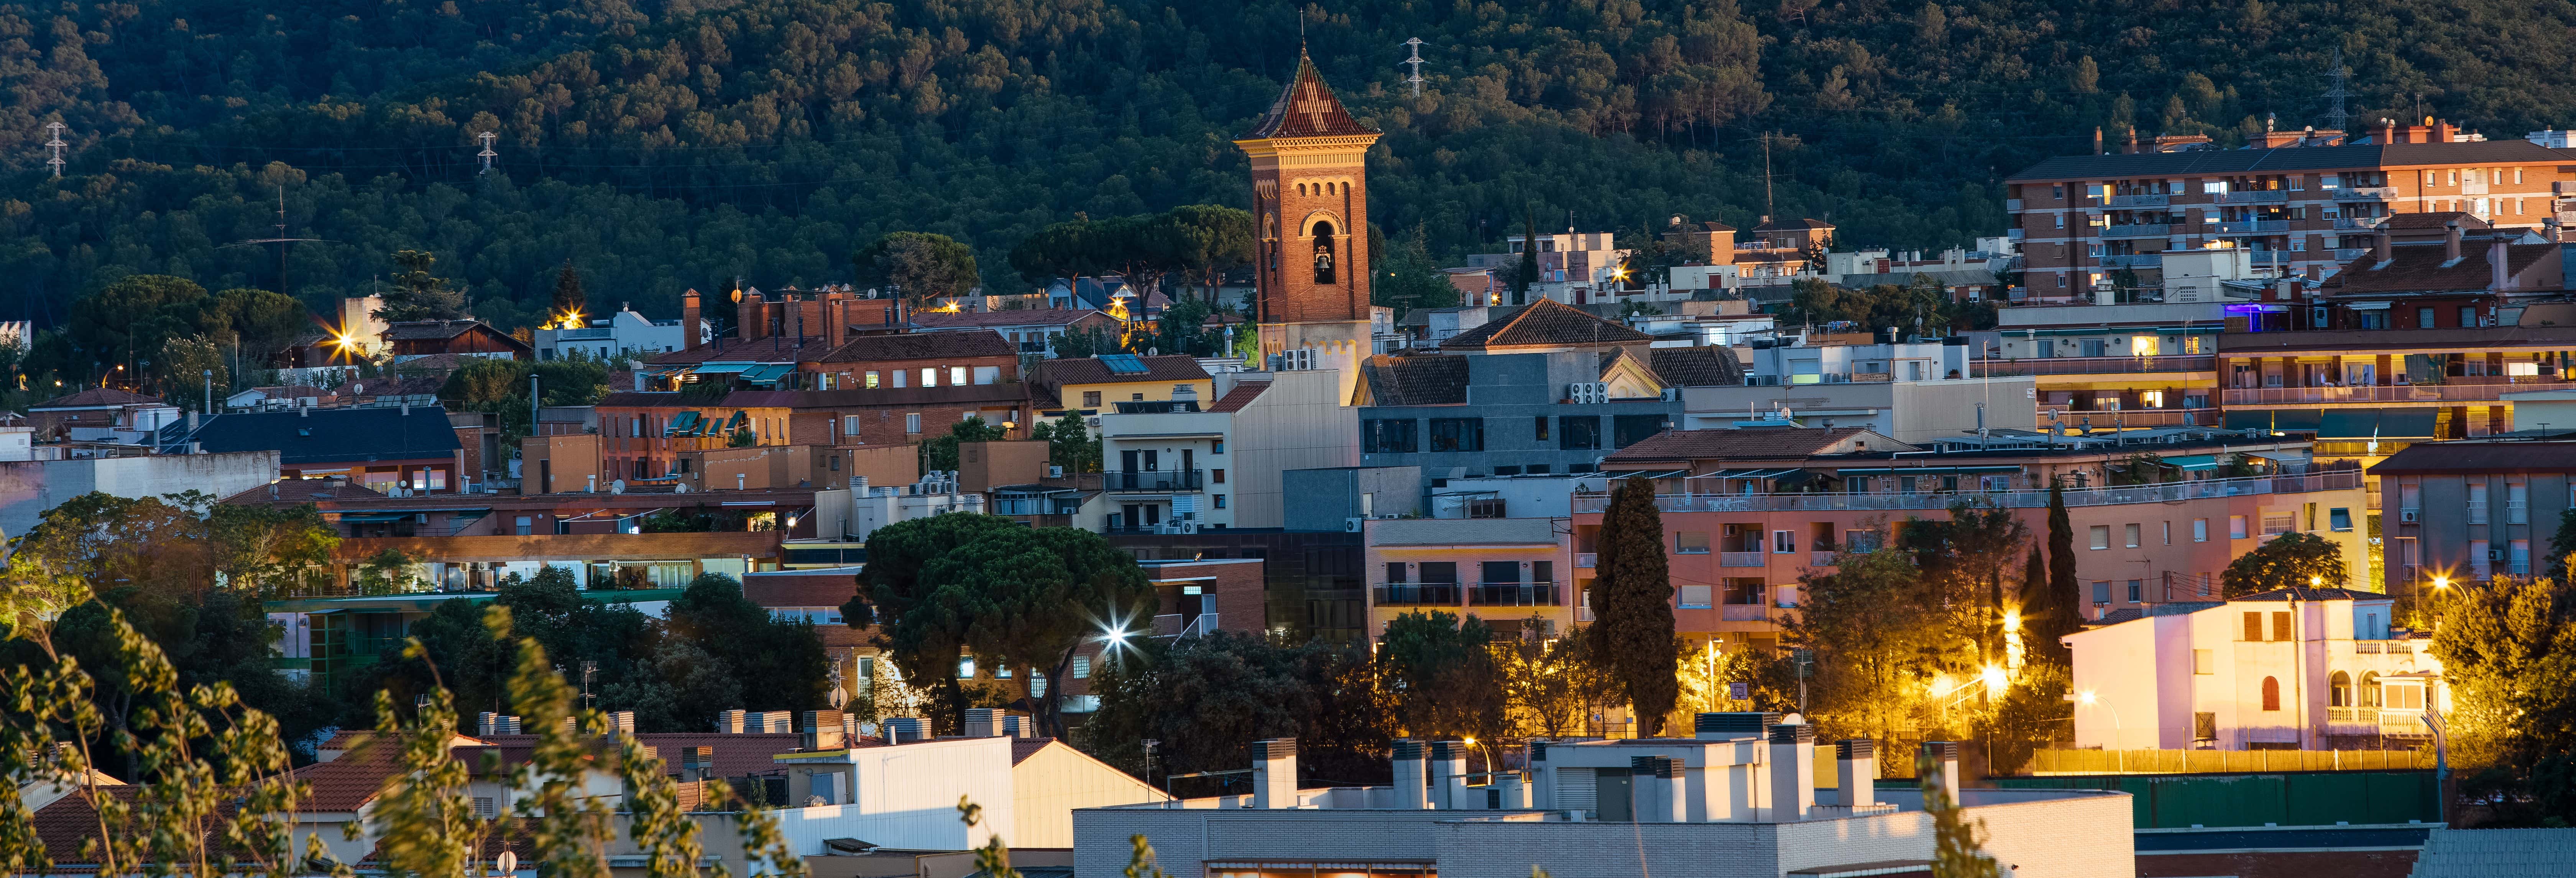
[1364,516,1573,642]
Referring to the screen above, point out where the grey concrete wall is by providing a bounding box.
[1283,466,1422,530]
[1361,353,1679,481]
[0,451,281,537]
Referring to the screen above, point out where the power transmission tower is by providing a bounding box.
[2320,46,2352,133]
[44,122,65,178]
[1401,38,1426,97]
[221,184,325,296]
[477,131,499,174]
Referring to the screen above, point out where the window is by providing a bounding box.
[1678,585,1713,609]
[1533,416,1551,441]
[866,371,881,389]
[2193,519,2209,542]
[1213,494,1227,509]
[2417,306,2436,328]
[2243,612,2264,641]
[2193,649,2213,675]
[1211,439,1225,454]
[2126,580,2142,602]
[2230,515,2249,539]
[2330,671,2352,707]
[958,656,977,678]
[1212,469,1225,484]
[2162,521,2172,545]
[2261,511,2294,536]
[2330,508,2353,531]
[1362,418,1418,453]
[2460,306,2479,328]
[1386,562,1407,583]
[2089,525,2110,550]
[1613,414,1666,448]
[2124,523,2141,548]
[2272,611,2292,642]
[2092,581,2111,604]
[2261,676,2282,712]
[1675,532,1710,554]
[892,369,908,388]
[951,366,969,386]
[1559,416,1601,450]
[515,516,534,536]
[906,413,923,434]
[1083,391,1102,407]
[1428,418,1486,452]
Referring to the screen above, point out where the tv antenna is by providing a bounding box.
[1401,38,1427,97]
[476,131,499,174]
[220,184,327,295]
[2320,46,2352,133]
[43,122,65,178]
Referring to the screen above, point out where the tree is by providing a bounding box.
[1494,617,1608,739]
[2018,546,2065,665]
[664,573,830,725]
[1153,295,1218,356]
[1031,411,1101,473]
[157,335,227,409]
[1161,205,1256,304]
[1375,223,1460,317]
[1377,611,1505,742]
[65,274,207,382]
[918,524,1156,737]
[923,415,1012,473]
[2548,507,2576,578]
[2221,532,2348,597]
[1512,210,1539,306]
[1082,632,1390,790]
[1917,749,2003,878]
[2044,481,2081,635]
[2429,576,2576,826]
[376,250,468,322]
[857,232,981,307]
[846,513,1029,733]
[1592,476,1678,735]
[550,260,587,323]
[1789,549,1947,746]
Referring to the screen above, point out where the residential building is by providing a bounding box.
[1282,466,1424,524]
[1034,354,1213,415]
[0,450,280,538]
[1981,300,2225,430]
[1589,427,2370,651]
[26,388,178,443]
[1073,726,2134,878]
[910,308,1120,358]
[1422,472,1613,519]
[1682,375,2040,441]
[1099,528,1367,643]
[851,477,987,541]
[1462,231,1633,305]
[384,319,532,361]
[534,304,697,361]
[2370,439,2576,594]
[173,405,475,493]
[2065,587,2442,750]
[1095,369,1357,532]
[2004,122,2576,301]
[1364,516,1571,640]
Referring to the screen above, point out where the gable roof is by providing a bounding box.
[822,329,1016,363]
[1358,354,1469,406]
[2383,210,2489,231]
[2320,241,2557,295]
[1649,346,1745,387]
[1438,299,1652,351]
[1033,355,1208,389]
[1604,427,1906,464]
[32,387,160,409]
[1207,381,1272,413]
[1239,48,1378,139]
[182,406,463,465]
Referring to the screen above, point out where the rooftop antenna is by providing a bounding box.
[221,182,323,295]
[476,131,498,175]
[43,122,66,178]
[1401,38,1426,97]
[2320,46,2351,133]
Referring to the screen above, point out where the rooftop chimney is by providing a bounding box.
[1390,739,1428,809]
[717,709,748,734]
[608,711,636,734]
[1000,715,1029,737]
[1431,739,1469,809]
[2445,221,2465,265]
[1529,741,1557,809]
[1917,741,1963,806]
[2376,233,2395,268]
[1251,738,1298,808]
[1835,739,1877,808]
[2549,216,2566,244]
[2093,127,2104,155]
[2492,237,2511,292]
[1768,723,1816,821]
[964,708,1005,738]
[683,289,703,351]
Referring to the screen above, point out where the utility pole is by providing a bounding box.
[223,182,321,297]
[43,122,66,178]
[477,131,499,174]
[1761,131,1777,221]
[1401,38,1426,97]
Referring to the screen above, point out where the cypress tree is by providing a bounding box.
[551,260,586,321]
[2020,545,2068,664]
[1593,476,1678,735]
[1513,210,1539,306]
[2043,479,2082,645]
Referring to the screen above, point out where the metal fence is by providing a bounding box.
[1572,471,2364,514]
[2024,748,2432,775]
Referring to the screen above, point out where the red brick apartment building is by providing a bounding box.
[2007,121,2576,300]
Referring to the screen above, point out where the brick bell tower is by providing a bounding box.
[1236,47,1380,394]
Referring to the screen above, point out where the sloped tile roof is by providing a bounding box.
[1207,381,1271,413]
[1033,355,1208,388]
[186,406,462,465]
[1240,49,1378,139]
[2371,440,2576,475]
[33,387,160,409]
[2408,827,2576,877]
[2321,241,2557,294]
[910,309,1105,329]
[1359,354,1469,406]
[1649,346,1745,387]
[1438,299,1651,351]
[221,478,393,505]
[642,336,834,366]
[383,320,486,341]
[2383,210,2487,231]
[822,329,1016,363]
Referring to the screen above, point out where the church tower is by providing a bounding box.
[1237,48,1380,375]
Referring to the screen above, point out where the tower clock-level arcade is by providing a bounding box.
[1235,48,1381,397]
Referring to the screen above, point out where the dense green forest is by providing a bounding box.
[4,0,2571,340]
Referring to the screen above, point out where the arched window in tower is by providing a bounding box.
[1311,220,1339,284]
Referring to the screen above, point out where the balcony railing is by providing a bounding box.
[1373,583,1461,606]
[2052,408,2217,428]
[1571,471,2364,514]
[2006,228,2025,241]
[2331,248,2370,261]
[1575,553,1597,568]
[2099,254,2163,269]
[2215,220,2290,235]
[2005,199,2024,211]
[2101,223,2170,239]
[2221,383,2521,405]
[2333,187,2397,201]
[2217,190,2290,204]
[1811,551,1840,567]
[1720,604,1773,622]
[1718,551,1766,567]
[1103,469,1205,492]
[1972,355,2215,377]
[2108,194,2171,208]
[1469,582,1564,607]
[2332,217,2387,230]
[2510,501,2529,524]
[2253,251,2294,264]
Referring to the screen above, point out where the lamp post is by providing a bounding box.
[2421,708,2450,826]
[2065,689,2124,750]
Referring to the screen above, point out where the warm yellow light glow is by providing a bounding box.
[2001,610,2022,633]
[2309,576,2322,586]
[1980,664,2008,693]
[2077,689,2099,706]
[2433,576,2451,589]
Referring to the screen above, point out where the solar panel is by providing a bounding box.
[1101,353,1148,374]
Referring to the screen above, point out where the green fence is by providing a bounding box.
[2026,748,2433,775]
[1954,770,2441,829]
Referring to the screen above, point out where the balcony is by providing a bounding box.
[2333,187,2397,201]
[2108,194,2171,208]
[1469,581,1564,607]
[1571,471,2364,514]
[2331,248,2370,262]
[1972,355,2215,377]
[2006,199,2024,211]
[1718,551,1765,567]
[2252,251,2294,264]
[2053,408,2217,428]
[2220,383,2520,406]
[2332,217,2387,230]
[2006,228,2025,241]
[1811,551,1840,567]
[2215,220,2290,235]
[2217,190,2290,204]
[1103,469,1204,492]
[1720,604,1774,622]
[1373,583,1461,606]
[1576,553,1597,568]
[2101,223,2170,239]
[2098,253,2164,269]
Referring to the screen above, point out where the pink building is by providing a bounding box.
[1579,427,2372,651]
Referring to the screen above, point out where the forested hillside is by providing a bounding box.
[5,0,2575,339]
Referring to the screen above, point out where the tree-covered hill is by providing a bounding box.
[6,0,2575,336]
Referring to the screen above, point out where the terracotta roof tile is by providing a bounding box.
[1359,354,1468,406]
[1438,299,1652,351]
[2382,210,2489,231]
[1649,346,1746,387]
[32,387,160,409]
[2371,440,2576,475]
[1033,355,1208,389]
[642,336,835,366]
[821,330,1016,363]
[1240,50,1378,139]
[2321,241,2557,294]
[1207,381,1271,413]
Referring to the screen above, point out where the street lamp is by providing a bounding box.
[2065,689,2124,748]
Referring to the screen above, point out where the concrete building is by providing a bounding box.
[1983,300,2224,431]
[174,405,473,493]
[851,477,986,542]
[1073,725,2134,878]
[26,388,179,443]
[2064,587,2443,750]
[1364,516,1572,640]
[0,450,280,537]
[1035,354,1213,415]
[1092,369,1358,533]
[2369,439,2576,592]
[1683,376,2038,443]
[384,319,531,361]
[1462,231,1633,305]
[534,305,696,361]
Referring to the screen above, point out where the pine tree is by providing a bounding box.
[2043,480,2082,642]
[1592,476,1677,735]
[551,261,586,323]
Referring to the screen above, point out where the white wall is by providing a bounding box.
[0,450,281,537]
[1011,741,1166,848]
[1228,371,1360,528]
[772,736,1017,854]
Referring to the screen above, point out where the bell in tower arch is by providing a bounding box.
[1311,220,1338,285]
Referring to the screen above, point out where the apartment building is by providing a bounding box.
[1982,300,2226,430]
[2371,440,2576,594]
[1463,231,1630,304]
[1092,370,1358,532]
[1585,427,2369,651]
[2066,587,2443,750]
[1364,516,1573,641]
[2006,121,2576,300]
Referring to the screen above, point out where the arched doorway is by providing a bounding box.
[1311,220,1339,285]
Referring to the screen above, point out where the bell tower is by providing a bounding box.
[1237,47,1381,325]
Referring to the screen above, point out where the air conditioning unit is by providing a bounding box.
[1660,387,1679,401]
[1344,517,1365,533]
[2488,548,2507,561]
[1567,382,1609,404]
[2400,510,2419,523]
[1049,465,1065,478]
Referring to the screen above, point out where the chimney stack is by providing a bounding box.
[718,709,748,734]
[1250,738,1298,808]
[2376,232,2395,266]
[1000,715,1029,737]
[2444,221,2465,264]
[2492,237,2511,292]
[2093,127,2104,155]
[1918,741,1963,806]
[881,716,927,743]
[1835,739,1877,808]
[964,708,1004,738]
[2435,119,2456,142]
[1767,723,1816,822]
[608,711,636,734]
[2381,118,2397,144]
[2548,216,2565,244]
[1431,739,1469,809]
[1529,742,1557,809]
[1390,739,1428,809]
[683,289,703,351]
[806,710,849,749]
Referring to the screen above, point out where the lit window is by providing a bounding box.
[866,371,880,388]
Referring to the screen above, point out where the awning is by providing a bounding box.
[665,411,702,437]
[1835,465,2024,475]
[1704,468,1805,479]
[2249,451,2310,465]
[336,512,416,523]
[740,363,796,384]
[691,362,761,375]
[2343,300,2393,311]
[2163,455,2222,472]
